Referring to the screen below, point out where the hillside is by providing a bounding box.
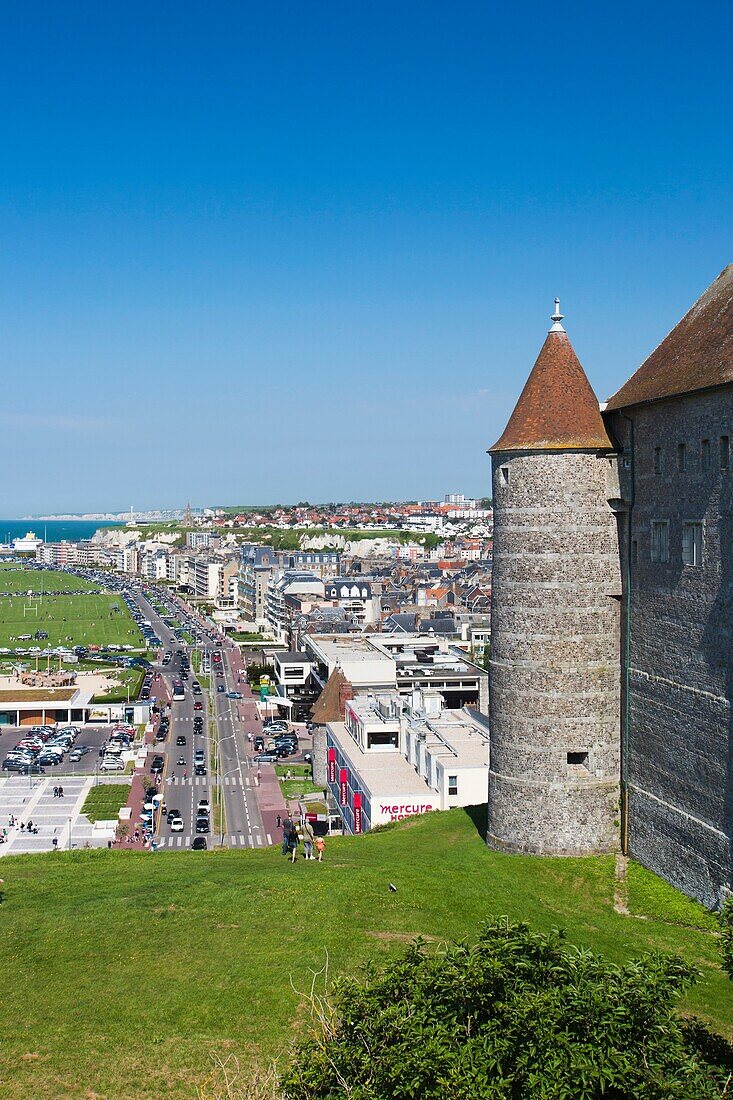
[0,808,729,1100]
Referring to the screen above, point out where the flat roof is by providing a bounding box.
[328,721,435,799]
[0,688,77,703]
[275,651,311,663]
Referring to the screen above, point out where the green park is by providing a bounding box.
[0,808,730,1100]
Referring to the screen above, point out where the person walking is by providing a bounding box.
[58,785,64,798]
[315,835,325,862]
[302,818,315,860]
[288,828,299,864]
[276,813,281,829]
[281,814,294,856]
[52,786,58,798]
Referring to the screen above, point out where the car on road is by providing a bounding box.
[197,799,211,815]
[170,815,184,832]
[217,685,225,693]
[176,735,186,746]
[226,691,243,699]
[166,808,181,824]
[194,701,203,711]
[194,763,207,776]
[176,755,186,766]
[195,816,209,833]
[191,837,207,850]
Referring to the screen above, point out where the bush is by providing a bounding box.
[281,919,733,1099]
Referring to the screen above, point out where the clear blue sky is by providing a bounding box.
[1,1,731,513]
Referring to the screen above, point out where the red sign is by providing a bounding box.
[353,792,363,833]
[328,747,336,784]
[339,768,348,805]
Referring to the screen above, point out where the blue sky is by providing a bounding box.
[1,1,731,513]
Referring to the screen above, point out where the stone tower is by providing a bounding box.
[487,302,621,855]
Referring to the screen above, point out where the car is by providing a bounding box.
[194,763,207,776]
[176,755,186,766]
[254,736,265,751]
[150,757,165,774]
[3,759,46,773]
[170,816,184,832]
[253,752,278,764]
[195,816,209,833]
[191,836,207,850]
[101,758,125,772]
[197,798,211,814]
[276,745,296,758]
[38,752,63,766]
[194,701,203,711]
[167,808,181,824]
[217,685,225,693]
[176,735,186,746]
[226,691,243,699]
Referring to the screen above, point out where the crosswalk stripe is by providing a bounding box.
[185,837,191,847]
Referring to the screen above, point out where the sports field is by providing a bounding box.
[0,568,142,649]
[0,566,100,593]
[0,807,728,1100]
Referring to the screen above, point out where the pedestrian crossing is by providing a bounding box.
[165,776,242,786]
[156,833,265,848]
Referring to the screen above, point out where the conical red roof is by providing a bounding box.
[490,329,613,453]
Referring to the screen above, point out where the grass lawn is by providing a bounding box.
[0,568,100,594]
[91,666,145,703]
[275,763,324,801]
[0,808,730,1100]
[80,783,131,822]
[0,592,142,650]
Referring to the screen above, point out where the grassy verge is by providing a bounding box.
[80,784,131,823]
[626,859,719,930]
[0,808,729,1100]
[91,667,145,703]
[275,763,324,801]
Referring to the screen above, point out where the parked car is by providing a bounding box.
[253,752,278,764]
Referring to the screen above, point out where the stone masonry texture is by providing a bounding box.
[488,449,621,856]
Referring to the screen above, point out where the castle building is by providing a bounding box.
[604,264,733,908]
[487,302,622,855]
[489,267,733,908]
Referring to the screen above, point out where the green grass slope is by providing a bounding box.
[0,808,729,1100]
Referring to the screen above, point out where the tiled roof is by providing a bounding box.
[310,668,352,725]
[606,265,733,410]
[490,330,613,453]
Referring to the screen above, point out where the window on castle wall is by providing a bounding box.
[653,447,662,475]
[677,443,687,472]
[721,436,730,470]
[682,522,703,567]
[500,466,509,485]
[701,439,711,471]
[651,521,669,563]
[567,751,589,774]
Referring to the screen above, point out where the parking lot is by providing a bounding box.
[0,724,123,777]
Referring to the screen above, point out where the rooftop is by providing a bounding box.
[328,720,434,797]
[606,264,733,410]
[490,305,613,453]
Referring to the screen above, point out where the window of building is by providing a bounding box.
[651,521,669,563]
[448,775,458,796]
[653,447,662,475]
[631,539,638,564]
[682,522,703,567]
[567,751,589,774]
[721,435,730,470]
[500,466,509,485]
[701,439,711,471]
[677,443,687,472]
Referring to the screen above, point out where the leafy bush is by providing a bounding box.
[282,919,733,1100]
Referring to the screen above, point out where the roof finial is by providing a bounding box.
[550,297,565,333]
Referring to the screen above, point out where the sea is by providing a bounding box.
[0,519,113,544]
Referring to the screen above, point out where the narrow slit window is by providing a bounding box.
[677,443,687,472]
[721,436,730,470]
[500,466,509,485]
[653,447,662,475]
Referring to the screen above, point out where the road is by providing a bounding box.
[131,592,214,850]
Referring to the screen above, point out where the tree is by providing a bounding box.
[282,919,733,1100]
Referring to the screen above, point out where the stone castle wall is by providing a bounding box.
[609,389,733,907]
[488,449,621,855]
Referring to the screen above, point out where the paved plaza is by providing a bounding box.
[0,774,114,854]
